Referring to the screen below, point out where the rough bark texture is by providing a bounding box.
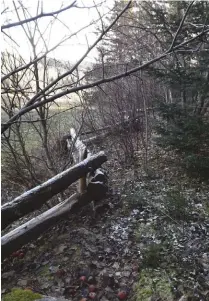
[1,151,107,230]
[2,189,105,259]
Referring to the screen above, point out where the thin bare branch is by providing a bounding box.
[1,7,9,14]
[2,27,208,134]
[168,0,195,51]
[1,30,20,47]
[1,1,76,30]
[1,12,111,83]
[18,1,132,109]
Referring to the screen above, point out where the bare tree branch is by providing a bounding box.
[1,7,8,14]
[1,1,76,30]
[17,1,132,110]
[168,0,195,51]
[1,11,111,83]
[2,27,208,134]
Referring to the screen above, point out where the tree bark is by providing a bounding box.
[1,151,107,230]
[1,192,97,259]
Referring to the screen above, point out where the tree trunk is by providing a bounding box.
[1,191,98,259]
[1,151,107,230]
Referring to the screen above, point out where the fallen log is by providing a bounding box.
[1,151,107,230]
[2,189,104,259]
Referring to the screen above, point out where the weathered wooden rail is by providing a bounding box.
[1,151,107,229]
[1,129,108,259]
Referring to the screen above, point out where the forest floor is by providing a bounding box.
[2,140,209,301]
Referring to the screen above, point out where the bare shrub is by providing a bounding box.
[82,65,161,171]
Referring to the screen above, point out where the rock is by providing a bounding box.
[105,287,114,293]
[122,271,131,277]
[124,265,132,271]
[113,262,120,269]
[17,279,28,286]
[41,283,50,289]
[115,272,121,277]
[88,276,97,284]
[63,257,69,262]
[49,266,60,273]
[65,277,71,285]
[105,248,111,254]
[55,245,68,254]
[91,260,100,268]
[2,270,15,279]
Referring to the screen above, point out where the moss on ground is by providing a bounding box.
[38,264,52,279]
[134,269,173,301]
[3,288,42,301]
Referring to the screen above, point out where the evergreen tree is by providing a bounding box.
[150,1,209,179]
[84,0,209,177]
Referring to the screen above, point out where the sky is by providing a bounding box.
[1,0,114,64]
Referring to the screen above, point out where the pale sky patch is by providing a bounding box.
[1,0,114,64]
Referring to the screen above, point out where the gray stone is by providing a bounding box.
[65,277,71,284]
[105,287,114,293]
[41,283,50,289]
[122,271,131,277]
[55,244,68,254]
[115,272,121,277]
[2,270,15,279]
[17,279,28,286]
[112,262,120,269]
[63,257,69,262]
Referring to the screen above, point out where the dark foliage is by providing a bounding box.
[155,102,209,180]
